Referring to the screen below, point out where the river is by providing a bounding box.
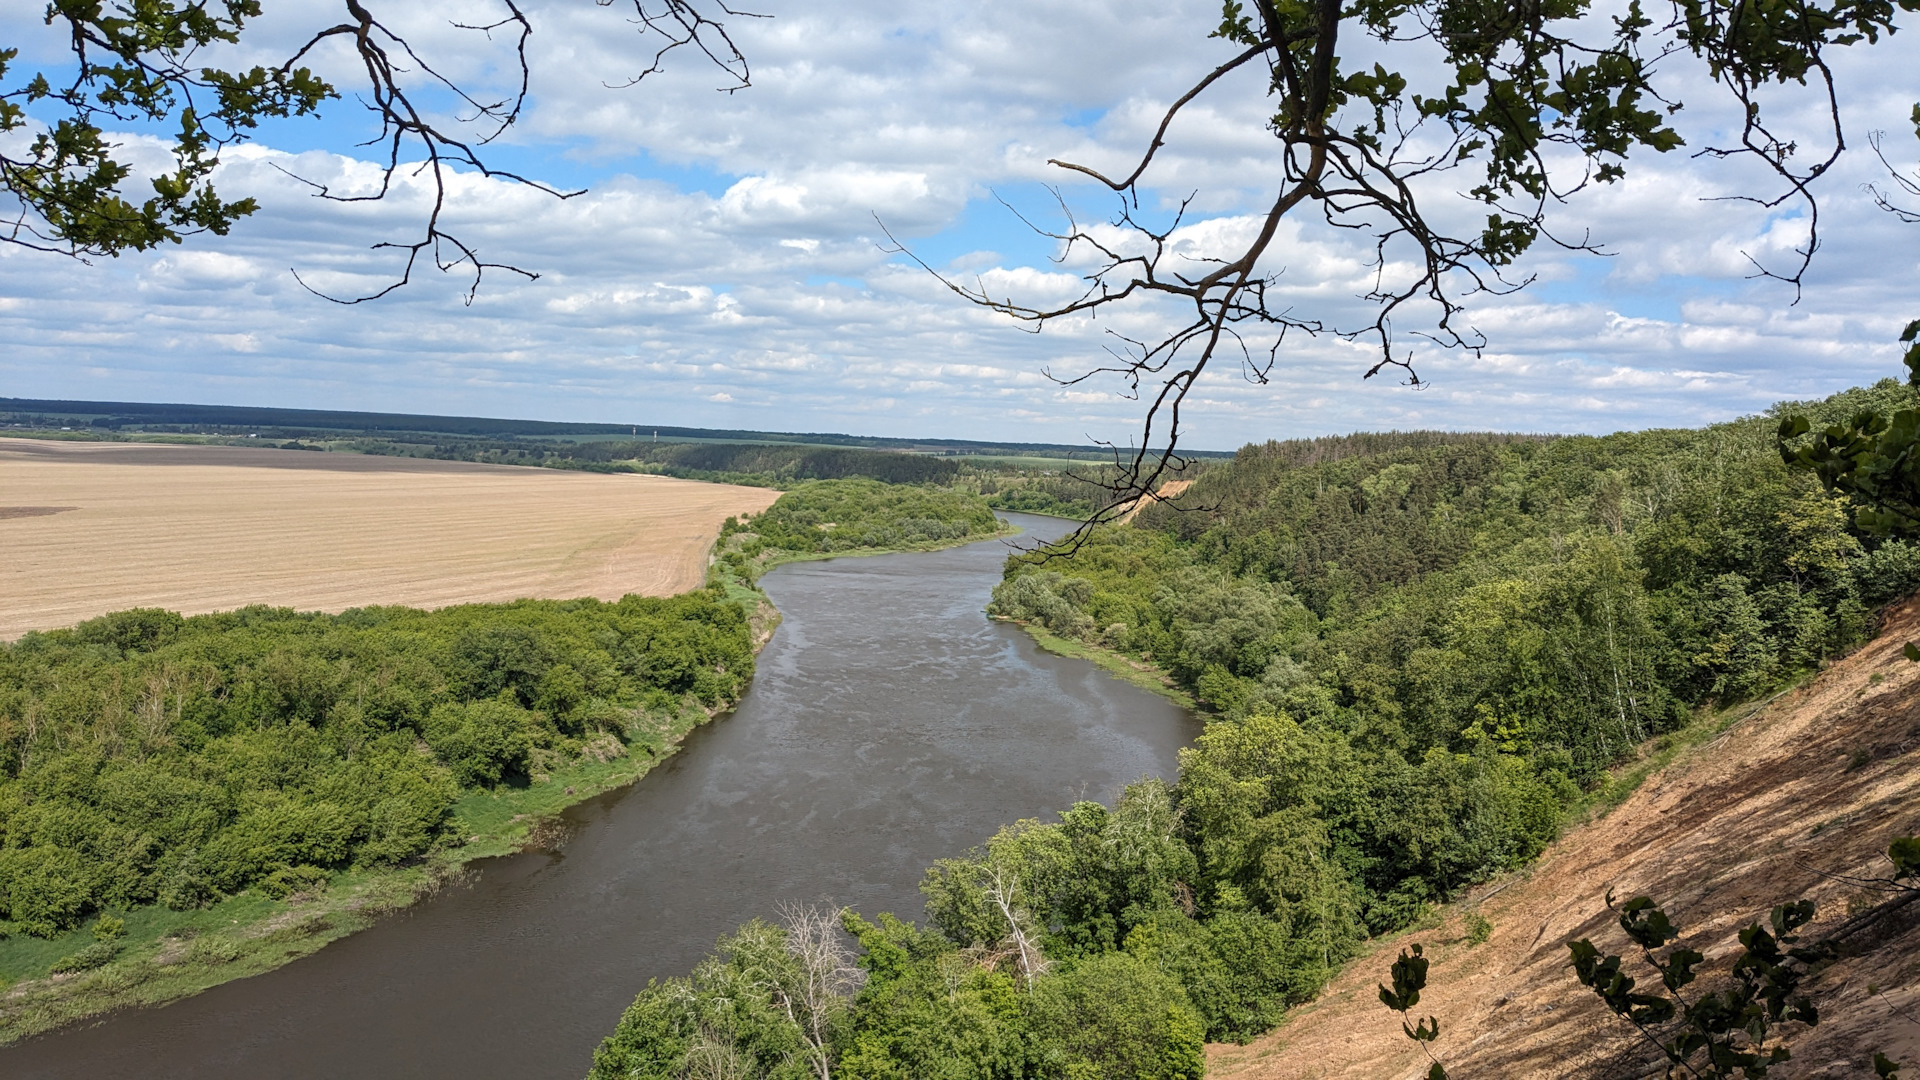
[3,513,1197,1079]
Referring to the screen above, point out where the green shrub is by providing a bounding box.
[1031,952,1205,1080]
[50,941,120,973]
[259,865,329,899]
[423,699,535,787]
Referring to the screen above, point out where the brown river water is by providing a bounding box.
[2,513,1197,1079]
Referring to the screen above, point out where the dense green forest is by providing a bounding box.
[0,595,754,941]
[592,381,1920,1079]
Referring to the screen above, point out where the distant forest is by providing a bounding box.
[0,397,1172,460]
[350,438,964,487]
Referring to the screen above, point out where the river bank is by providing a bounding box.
[1,512,1196,1080]
[999,619,1197,710]
[0,696,720,1044]
[0,518,1020,1047]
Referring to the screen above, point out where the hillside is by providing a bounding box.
[583,386,1920,1080]
[1209,597,1920,1080]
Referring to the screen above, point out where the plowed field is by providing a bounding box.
[0,438,779,638]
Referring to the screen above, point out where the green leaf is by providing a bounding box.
[1889,836,1920,879]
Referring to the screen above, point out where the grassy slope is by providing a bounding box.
[1002,620,1198,710]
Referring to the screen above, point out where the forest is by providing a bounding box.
[0,594,754,941]
[590,379,1920,1079]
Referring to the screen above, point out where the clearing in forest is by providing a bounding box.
[0,438,779,639]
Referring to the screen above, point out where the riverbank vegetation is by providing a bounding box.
[0,594,753,1038]
[592,380,1920,1078]
[0,476,1009,1041]
[708,479,1014,595]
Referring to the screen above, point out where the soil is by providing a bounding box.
[1210,597,1920,1080]
[0,438,779,638]
[1115,478,1194,525]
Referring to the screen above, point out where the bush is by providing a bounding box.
[423,699,535,787]
[0,846,97,936]
[1031,952,1206,1080]
[158,851,217,911]
[259,864,329,899]
[50,941,120,973]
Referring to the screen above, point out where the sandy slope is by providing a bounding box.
[0,439,779,638]
[1211,597,1920,1080]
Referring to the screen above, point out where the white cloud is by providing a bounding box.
[0,1,1915,446]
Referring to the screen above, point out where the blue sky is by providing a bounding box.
[2,1,1915,451]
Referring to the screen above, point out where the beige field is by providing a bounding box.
[0,438,779,639]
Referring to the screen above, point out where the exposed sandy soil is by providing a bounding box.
[0,438,779,638]
[1211,597,1920,1080]
[1115,478,1195,525]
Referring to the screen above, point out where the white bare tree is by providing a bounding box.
[774,902,864,1080]
[982,868,1049,991]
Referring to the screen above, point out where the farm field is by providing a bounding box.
[0,438,779,639]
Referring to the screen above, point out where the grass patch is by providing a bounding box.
[0,865,433,1043]
[1005,621,1197,711]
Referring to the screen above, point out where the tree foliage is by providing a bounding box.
[0,591,753,938]
[0,2,329,257]
[1,1,745,297]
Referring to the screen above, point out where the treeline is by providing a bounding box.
[345,438,959,486]
[712,480,1006,587]
[0,595,754,938]
[637,443,959,486]
[593,381,1920,1078]
[970,464,1123,518]
[964,459,1207,519]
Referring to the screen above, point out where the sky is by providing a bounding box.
[1,1,1916,451]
